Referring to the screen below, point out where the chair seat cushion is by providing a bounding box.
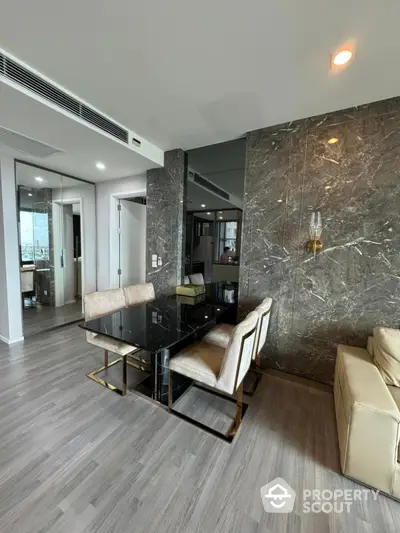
[203,323,234,349]
[169,341,225,389]
[87,333,139,357]
[373,327,400,387]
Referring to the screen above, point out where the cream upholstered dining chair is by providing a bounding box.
[189,273,205,286]
[123,282,155,306]
[168,310,259,440]
[184,276,190,285]
[203,297,272,368]
[84,288,141,396]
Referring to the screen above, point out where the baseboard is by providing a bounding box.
[0,334,24,345]
[263,368,333,394]
[65,299,76,305]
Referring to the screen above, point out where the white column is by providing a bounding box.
[0,155,23,343]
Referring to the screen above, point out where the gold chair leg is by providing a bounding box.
[168,370,173,411]
[228,382,244,437]
[122,355,127,396]
[104,349,109,369]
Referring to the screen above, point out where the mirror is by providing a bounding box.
[16,162,96,337]
[185,139,245,284]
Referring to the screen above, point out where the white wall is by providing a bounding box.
[0,155,23,344]
[96,174,146,291]
[53,183,96,297]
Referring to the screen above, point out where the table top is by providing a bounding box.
[80,282,238,352]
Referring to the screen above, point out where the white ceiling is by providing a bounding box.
[15,161,88,190]
[0,0,399,155]
[0,83,161,182]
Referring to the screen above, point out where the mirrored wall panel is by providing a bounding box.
[16,162,96,337]
[185,139,245,284]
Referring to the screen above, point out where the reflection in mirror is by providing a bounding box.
[16,162,95,337]
[185,139,245,284]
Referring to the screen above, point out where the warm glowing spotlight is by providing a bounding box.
[332,50,352,66]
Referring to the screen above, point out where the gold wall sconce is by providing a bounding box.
[307,211,323,253]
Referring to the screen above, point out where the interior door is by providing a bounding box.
[118,199,146,288]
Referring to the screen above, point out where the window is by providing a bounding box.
[216,220,238,261]
[19,210,50,262]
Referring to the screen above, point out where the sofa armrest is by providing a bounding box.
[335,344,400,495]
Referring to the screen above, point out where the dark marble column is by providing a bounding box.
[240,96,400,385]
[146,149,187,295]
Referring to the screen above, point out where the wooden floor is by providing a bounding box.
[23,300,83,337]
[0,325,399,533]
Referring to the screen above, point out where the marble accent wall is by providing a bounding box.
[240,97,400,385]
[147,149,187,295]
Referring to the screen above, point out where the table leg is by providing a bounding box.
[122,355,127,396]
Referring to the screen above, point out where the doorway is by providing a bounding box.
[110,196,146,289]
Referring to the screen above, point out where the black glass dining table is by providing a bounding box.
[80,282,238,405]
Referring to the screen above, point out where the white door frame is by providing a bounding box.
[109,189,146,289]
[53,197,84,310]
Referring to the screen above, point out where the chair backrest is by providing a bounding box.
[184,276,190,285]
[189,273,205,286]
[254,297,272,358]
[84,288,126,321]
[217,311,259,395]
[123,283,155,307]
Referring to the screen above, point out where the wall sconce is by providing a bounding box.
[307,211,323,253]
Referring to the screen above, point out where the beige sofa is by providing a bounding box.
[334,342,400,498]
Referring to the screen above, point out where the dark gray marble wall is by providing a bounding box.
[240,97,400,385]
[146,149,187,295]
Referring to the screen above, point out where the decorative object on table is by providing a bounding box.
[176,293,206,305]
[175,284,206,297]
[223,282,236,303]
[307,210,323,253]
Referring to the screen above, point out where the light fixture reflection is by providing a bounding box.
[328,137,339,145]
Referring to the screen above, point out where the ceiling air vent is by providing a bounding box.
[0,125,64,158]
[0,51,129,144]
[188,170,231,201]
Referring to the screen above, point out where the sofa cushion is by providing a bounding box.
[373,328,400,387]
[387,385,400,462]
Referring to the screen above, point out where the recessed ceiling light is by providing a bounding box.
[219,216,223,220]
[201,204,206,208]
[277,199,283,203]
[96,162,106,170]
[328,137,339,144]
[35,177,44,182]
[218,211,223,214]
[28,193,33,197]
[207,212,211,215]
[332,50,352,66]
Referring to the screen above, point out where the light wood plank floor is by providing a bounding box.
[23,301,83,337]
[0,325,399,533]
